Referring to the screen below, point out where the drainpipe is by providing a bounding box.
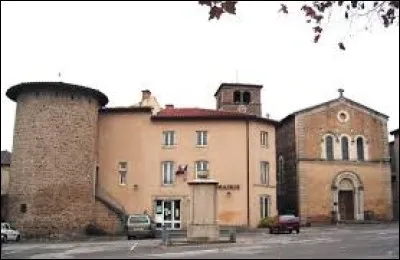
[246,119,250,227]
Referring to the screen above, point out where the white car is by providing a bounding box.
[1,222,21,242]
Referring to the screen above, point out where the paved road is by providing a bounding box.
[1,223,398,259]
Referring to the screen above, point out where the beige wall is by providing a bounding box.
[298,161,392,222]
[98,112,276,228]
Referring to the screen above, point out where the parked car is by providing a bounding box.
[126,214,156,239]
[1,222,21,242]
[268,215,300,234]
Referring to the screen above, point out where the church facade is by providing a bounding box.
[276,90,393,223]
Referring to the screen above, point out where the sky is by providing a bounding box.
[1,1,399,151]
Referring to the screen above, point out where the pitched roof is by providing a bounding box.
[155,108,251,118]
[280,96,389,123]
[1,151,11,166]
[152,107,278,125]
[214,83,263,97]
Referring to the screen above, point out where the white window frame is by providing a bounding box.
[118,162,127,185]
[195,160,209,178]
[260,161,269,185]
[163,131,175,146]
[196,131,208,146]
[260,131,268,147]
[162,161,175,185]
[260,195,270,219]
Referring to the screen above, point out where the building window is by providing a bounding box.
[233,91,241,103]
[260,161,269,185]
[243,91,251,104]
[357,137,365,161]
[260,195,270,219]
[278,156,284,184]
[326,136,334,161]
[260,131,268,147]
[163,131,175,146]
[118,162,127,185]
[195,160,209,178]
[20,204,27,213]
[196,131,208,146]
[162,161,175,185]
[341,136,349,161]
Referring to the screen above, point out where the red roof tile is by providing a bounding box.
[155,108,252,118]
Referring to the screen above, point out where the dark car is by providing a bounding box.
[269,215,300,234]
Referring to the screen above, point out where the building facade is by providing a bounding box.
[1,150,11,221]
[277,90,393,224]
[5,82,277,236]
[390,129,399,220]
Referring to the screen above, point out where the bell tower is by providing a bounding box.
[214,83,262,116]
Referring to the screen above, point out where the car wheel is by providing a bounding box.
[296,229,300,234]
[16,235,20,242]
[3,235,7,243]
[269,228,273,234]
[289,229,293,234]
[127,236,132,240]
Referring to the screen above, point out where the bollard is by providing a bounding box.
[229,228,236,243]
[162,225,170,246]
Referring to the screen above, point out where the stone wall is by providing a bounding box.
[276,116,298,215]
[7,89,100,237]
[216,87,261,116]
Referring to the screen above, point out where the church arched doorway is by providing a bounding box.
[331,171,364,221]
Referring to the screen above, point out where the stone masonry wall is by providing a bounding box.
[8,90,100,237]
[276,117,298,215]
[216,87,261,116]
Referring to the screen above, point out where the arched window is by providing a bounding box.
[243,91,251,104]
[278,156,284,184]
[326,136,334,160]
[357,137,364,161]
[233,91,241,103]
[341,136,349,161]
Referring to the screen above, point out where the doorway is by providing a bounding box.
[154,199,181,230]
[338,190,354,220]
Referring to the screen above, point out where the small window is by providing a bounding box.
[341,136,349,161]
[196,131,208,146]
[260,195,269,219]
[243,91,251,104]
[20,203,27,213]
[163,131,175,146]
[260,161,269,185]
[118,162,127,185]
[195,160,209,178]
[233,91,241,103]
[278,156,284,183]
[162,161,175,185]
[357,137,365,161]
[260,131,268,147]
[326,136,334,160]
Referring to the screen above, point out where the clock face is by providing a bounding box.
[238,105,247,113]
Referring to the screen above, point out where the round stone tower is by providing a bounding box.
[6,82,108,237]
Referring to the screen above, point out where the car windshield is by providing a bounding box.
[280,215,296,221]
[129,215,149,224]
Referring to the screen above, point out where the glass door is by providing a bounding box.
[154,199,181,230]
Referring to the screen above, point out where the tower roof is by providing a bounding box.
[6,82,109,106]
[214,83,263,97]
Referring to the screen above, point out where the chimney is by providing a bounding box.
[165,104,174,109]
[141,89,151,101]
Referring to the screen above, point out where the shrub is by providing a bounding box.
[85,223,107,236]
[258,216,278,228]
